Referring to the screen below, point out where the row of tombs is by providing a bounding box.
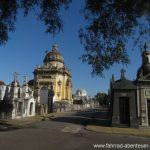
[0,44,73,119]
[0,76,35,119]
[0,44,94,119]
[0,43,150,128]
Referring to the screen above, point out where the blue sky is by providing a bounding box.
[0,0,145,96]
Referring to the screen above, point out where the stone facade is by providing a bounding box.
[73,89,92,110]
[33,44,72,114]
[136,44,150,127]
[110,70,138,127]
[0,73,35,119]
[110,44,150,128]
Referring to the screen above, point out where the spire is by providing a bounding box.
[120,68,126,79]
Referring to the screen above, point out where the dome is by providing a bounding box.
[137,44,150,78]
[142,64,150,74]
[43,44,64,64]
[76,89,87,96]
[142,50,150,56]
[137,64,150,78]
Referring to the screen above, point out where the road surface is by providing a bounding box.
[0,108,149,150]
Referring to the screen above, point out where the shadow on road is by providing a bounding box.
[0,120,21,131]
[0,108,112,131]
[51,108,111,127]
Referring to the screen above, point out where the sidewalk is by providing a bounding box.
[86,125,150,138]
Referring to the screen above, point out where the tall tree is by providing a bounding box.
[79,0,150,76]
[94,92,108,106]
[0,0,150,76]
[0,0,71,45]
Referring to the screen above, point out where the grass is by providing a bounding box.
[86,125,150,138]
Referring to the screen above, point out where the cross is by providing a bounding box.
[23,75,28,85]
[121,68,126,79]
[13,72,19,82]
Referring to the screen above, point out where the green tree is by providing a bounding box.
[0,0,71,45]
[0,0,150,76]
[79,0,150,76]
[94,92,108,106]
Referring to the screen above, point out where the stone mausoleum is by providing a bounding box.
[33,44,72,114]
[73,89,92,110]
[0,73,35,119]
[110,44,150,128]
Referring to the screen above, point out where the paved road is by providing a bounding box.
[0,109,150,150]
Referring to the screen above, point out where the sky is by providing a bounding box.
[0,0,146,97]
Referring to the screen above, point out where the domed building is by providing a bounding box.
[33,44,72,114]
[76,89,87,97]
[137,44,150,78]
[73,89,92,110]
[136,43,150,127]
[110,43,150,128]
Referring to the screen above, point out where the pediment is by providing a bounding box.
[113,78,136,90]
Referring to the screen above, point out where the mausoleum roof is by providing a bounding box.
[137,44,150,79]
[43,44,64,64]
[113,78,136,90]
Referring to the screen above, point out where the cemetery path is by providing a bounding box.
[0,108,149,150]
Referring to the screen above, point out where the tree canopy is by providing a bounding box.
[79,0,150,76]
[94,92,108,106]
[0,0,150,76]
[0,0,71,44]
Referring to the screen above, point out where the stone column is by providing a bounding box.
[140,87,149,127]
[137,85,140,117]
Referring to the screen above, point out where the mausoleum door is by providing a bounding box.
[119,97,130,126]
[147,100,150,126]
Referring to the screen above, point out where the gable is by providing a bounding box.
[113,78,136,90]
